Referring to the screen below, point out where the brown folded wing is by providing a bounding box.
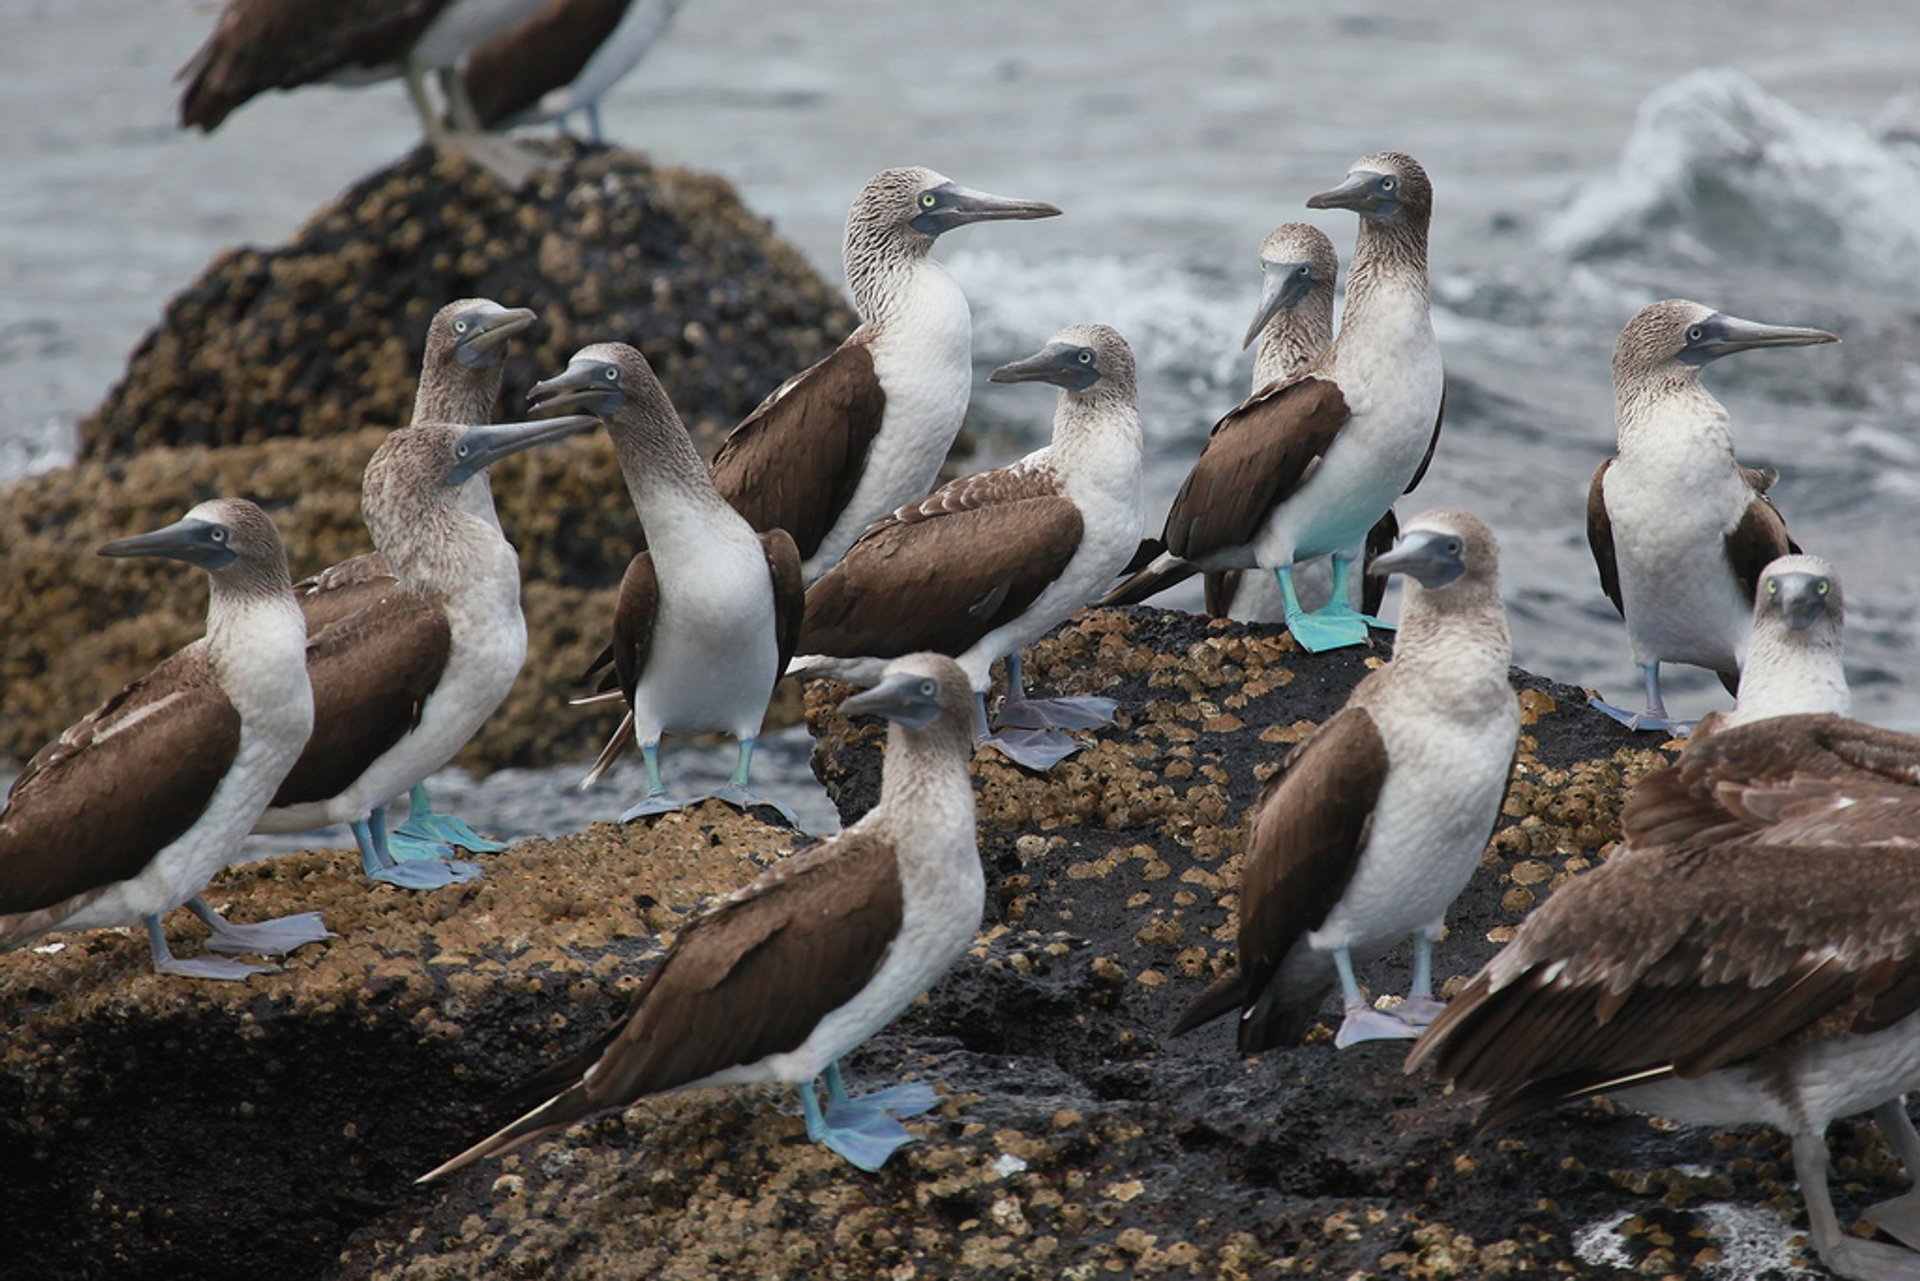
[462,0,629,127]
[761,530,806,674]
[1586,458,1622,615]
[296,551,398,634]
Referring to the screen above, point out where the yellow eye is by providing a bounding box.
[1767,580,1778,594]
[1817,580,1830,595]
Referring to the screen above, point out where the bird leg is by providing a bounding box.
[1394,931,1449,1028]
[619,741,699,821]
[1278,563,1372,653]
[1865,1099,1920,1253]
[1589,663,1696,736]
[392,782,508,856]
[1331,946,1420,1048]
[975,676,1083,771]
[795,1062,931,1171]
[187,896,334,958]
[147,915,274,981]
[993,653,1118,731]
[824,1061,939,1121]
[418,62,548,188]
[353,811,484,891]
[706,736,802,828]
[1793,1130,1920,1280]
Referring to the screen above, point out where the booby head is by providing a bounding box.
[1758,553,1843,634]
[1614,300,1838,384]
[1306,152,1432,225]
[1243,222,1339,351]
[838,653,975,740]
[845,166,1060,259]
[98,498,291,590]
[990,324,1136,402]
[426,298,539,371]
[1369,508,1501,608]
[526,342,669,423]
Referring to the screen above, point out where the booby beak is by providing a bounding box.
[839,672,945,729]
[1242,263,1314,351]
[1767,572,1832,631]
[909,182,1063,237]
[1679,314,1840,366]
[1306,170,1398,220]
[1367,528,1465,589]
[455,306,537,368]
[98,517,237,571]
[990,341,1100,392]
[527,360,626,418]
[446,414,600,485]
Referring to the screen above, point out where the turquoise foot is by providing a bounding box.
[1285,606,1373,652]
[979,727,1082,771]
[800,1075,927,1172]
[828,1073,938,1120]
[392,784,508,854]
[706,784,802,830]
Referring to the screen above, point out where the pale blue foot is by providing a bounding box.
[1333,1005,1423,1048]
[1393,996,1448,1029]
[823,1062,938,1119]
[996,695,1119,732]
[392,784,508,854]
[979,727,1082,771]
[188,897,334,957]
[147,916,274,981]
[706,783,802,828]
[1587,696,1694,736]
[619,792,700,822]
[353,815,483,890]
[799,1078,919,1172]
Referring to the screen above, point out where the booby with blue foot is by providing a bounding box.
[1101,153,1444,653]
[526,342,805,823]
[1172,510,1518,1050]
[708,167,1061,580]
[418,653,984,1179]
[253,412,600,889]
[791,325,1144,772]
[1586,299,1837,734]
[462,0,685,141]
[1,500,325,979]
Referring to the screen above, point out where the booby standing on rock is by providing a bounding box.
[1172,510,1518,1050]
[1586,299,1837,733]
[1,500,326,980]
[1102,153,1444,653]
[253,413,600,889]
[526,342,804,821]
[792,325,1144,772]
[708,167,1061,580]
[462,0,684,141]
[419,653,984,1178]
[1410,712,1920,1281]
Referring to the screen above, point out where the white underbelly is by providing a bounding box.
[414,0,548,68]
[1608,476,1752,671]
[632,597,780,742]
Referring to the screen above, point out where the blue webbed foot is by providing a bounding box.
[392,784,508,854]
[1586,696,1694,736]
[1333,1005,1424,1049]
[979,727,1082,771]
[1285,604,1374,652]
[199,911,335,957]
[833,1080,939,1120]
[1392,996,1448,1030]
[148,915,276,980]
[369,858,483,890]
[619,792,700,823]
[1864,1191,1920,1253]
[800,1077,925,1172]
[706,784,802,829]
[995,695,1119,732]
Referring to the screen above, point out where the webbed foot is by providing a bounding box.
[1818,1235,1920,1280]
[370,858,483,890]
[1285,605,1373,653]
[1587,696,1694,736]
[1392,996,1448,1030]
[393,785,508,854]
[801,1073,930,1172]
[1333,1005,1424,1049]
[199,911,335,957]
[1866,1192,1920,1255]
[979,727,1083,772]
[706,784,802,829]
[996,695,1119,731]
[619,792,701,823]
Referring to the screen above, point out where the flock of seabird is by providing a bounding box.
[0,3,1913,1276]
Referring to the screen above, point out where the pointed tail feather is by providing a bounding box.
[1170,967,1248,1037]
[1097,552,1201,608]
[1119,537,1167,578]
[417,1082,597,1184]
[580,711,636,789]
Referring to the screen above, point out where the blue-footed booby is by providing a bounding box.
[253,412,600,889]
[1410,712,1920,1281]
[1,500,327,980]
[1586,299,1838,734]
[1173,510,1519,1050]
[526,342,805,822]
[1101,153,1445,653]
[1708,553,1852,734]
[792,325,1144,772]
[418,653,984,1178]
[463,0,684,140]
[708,167,1062,580]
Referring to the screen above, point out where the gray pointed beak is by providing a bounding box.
[455,307,537,367]
[447,414,600,485]
[98,517,237,571]
[1306,170,1390,216]
[839,671,944,729]
[1681,313,1840,365]
[909,182,1062,236]
[990,341,1099,392]
[1242,264,1313,351]
[1367,528,1465,589]
[1768,572,1832,631]
[528,362,625,418]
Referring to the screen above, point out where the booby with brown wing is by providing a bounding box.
[1709,553,1851,734]
[463,0,684,141]
[708,167,1060,581]
[1586,299,1837,734]
[1172,510,1518,1050]
[1,500,326,979]
[1101,153,1444,653]
[792,325,1143,771]
[528,342,804,822]
[1410,713,1920,1281]
[419,653,984,1178]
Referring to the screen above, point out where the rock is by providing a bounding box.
[0,608,1885,1279]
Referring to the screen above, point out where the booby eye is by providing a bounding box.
[1443,537,1463,557]
[1686,325,1704,342]
[1380,176,1397,192]
[918,679,937,697]
[456,443,470,458]
[209,527,227,543]
[1817,580,1830,595]
[1077,349,1094,365]
[453,320,470,335]
[1296,264,1311,276]
[604,366,620,381]
[1767,579,1779,595]
[919,192,938,209]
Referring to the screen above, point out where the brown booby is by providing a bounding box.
[707,167,1061,580]
[1,500,327,979]
[1586,299,1838,733]
[1101,153,1445,653]
[252,412,600,889]
[791,324,1144,772]
[462,0,683,140]
[418,652,984,1177]
[1409,712,1920,1281]
[524,342,805,821]
[1172,510,1519,1050]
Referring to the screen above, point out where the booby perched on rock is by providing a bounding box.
[1710,553,1852,733]
[462,0,684,140]
[708,167,1061,580]
[253,412,600,889]
[1101,153,1444,653]
[1,500,326,980]
[792,325,1144,771]
[525,342,804,821]
[1410,712,1920,1281]
[1586,299,1837,733]
[419,653,984,1178]
[1172,510,1518,1050]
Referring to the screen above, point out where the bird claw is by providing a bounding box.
[1333,1006,1424,1048]
[1866,1192,1920,1254]
[1586,696,1695,736]
[705,785,803,830]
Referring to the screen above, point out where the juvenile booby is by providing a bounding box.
[419,653,984,1178]
[1410,712,1920,1281]
[462,0,684,140]
[253,413,600,889]
[708,167,1062,580]
[792,325,1144,771]
[1172,510,1519,1050]
[1712,553,1851,732]
[525,342,804,821]
[1,500,326,980]
[1101,153,1445,653]
[1586,299,1838,733]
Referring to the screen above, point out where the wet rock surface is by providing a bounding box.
[1,608,1900,1279]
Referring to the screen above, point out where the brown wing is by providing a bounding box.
[761,531,806,675]
[296,552,397,634]
[270,592,452,808]
[708,343,887,561]
[1403,384,1444,494]
[1587,458,1622,616]
[799,497,1084,659]
[1,649,240,926]
[1160,375,1351,562]
[602,551,661,705]
[1723,485,1800,608]
[462,0,629,127]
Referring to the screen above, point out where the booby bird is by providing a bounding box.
[707,167,1062,581]
[1,500,326,980]
[1409,713,1920,1281]
[1586,299,1838,733]
[253,412,601,889]
[1172,510,1519,1050]
[462,0,684,141]
[525,342,804,821]
[1101,153,1445,653]
[1713,553,1851,732]
[419,653,984,1178]
[792,325,1144,772]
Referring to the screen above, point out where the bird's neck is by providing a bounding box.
[204,571,308,699]
[1047,391,1144,496]
[1729,627,1851,727]
[875,718,977,822]
[369,491,521,618]
[1338,218,1430,337]
[1253,298,1334,388]
[610,413,746,553]
[412,362,503,428]
[1615,372,1729,452]
[1384,586,1513,718]
[845,233,945,326]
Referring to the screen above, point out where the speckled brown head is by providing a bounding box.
[98,497,293,598]
[1244,222,1339,352]
[1612,299,1837,389]
[842,167,1060,314]
[1369,508,1503,616]
[990,323,1136,405]
[415,298,539,425]
[838,652,977,759]
[1308,152,1433,229]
